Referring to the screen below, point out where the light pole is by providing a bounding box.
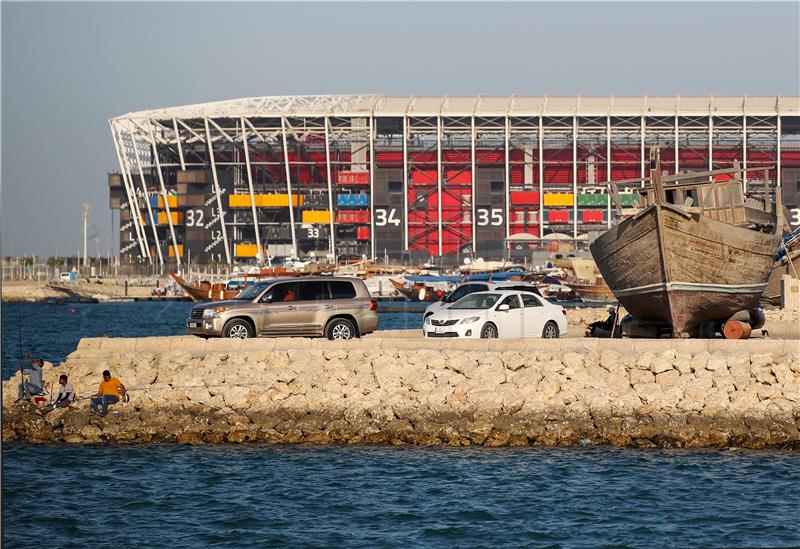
[82,203,91,271]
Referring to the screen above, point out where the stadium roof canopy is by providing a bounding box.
[112,95,800,122]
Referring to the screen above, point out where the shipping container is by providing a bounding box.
[302,210,331,224]
[235,243,259,257]
[228,194,304,207]
[510,191,540,206]
[337,171,370,185]
[412,170,438,185]
[543,193,574,207]
[445,170,471,184]
[149,194,178,209]
[619,193,643,207]
[581,210,604,223]
[548,210,570,223]
[337,193,370,207]
[337,210,370,224]
[577,193,608,207]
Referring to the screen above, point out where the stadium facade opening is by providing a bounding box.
[108,95,800,265]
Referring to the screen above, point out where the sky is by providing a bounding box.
[2,1,799,258]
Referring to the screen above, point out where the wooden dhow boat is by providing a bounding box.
[170,269,306,302]
[589,150,785,337]
[571,276,617,303]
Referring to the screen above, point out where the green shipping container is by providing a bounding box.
[577,194,608,207]
[619,193,642,207]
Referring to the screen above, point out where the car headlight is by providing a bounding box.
[424,316,431,325]
[203,307,225,319]
[460,316,481,324]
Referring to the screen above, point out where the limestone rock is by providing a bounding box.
[674,352,693,374]
[705,353,726,372]
[633,383,662,405]
[650,354,674,375]
[600,350,623,371]
[771,363,796,386]
[656,369,680,389]
[562,352,584,370]
[630,369,655,386]
[501,352,526,372]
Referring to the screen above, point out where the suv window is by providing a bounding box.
[262,282,295,302]
[328,281,357,299]
[521,294,542,307]
[298,281,329,301]
[500,284,541,296]
[446,283,483,303]
[499,295,521,309]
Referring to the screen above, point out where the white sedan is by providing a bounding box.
[422,290,567,339]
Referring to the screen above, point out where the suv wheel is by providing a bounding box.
[542,321,559,339]
[223,319,253,339]
[326,318,356,340]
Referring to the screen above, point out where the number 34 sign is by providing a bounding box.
[375,208,401,227]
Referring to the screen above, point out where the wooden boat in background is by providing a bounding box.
[763,228,800,305]
[571,276,617,303]
[169,268,306,302]
[553,258,616,302]
[590,151,783,337]
[169,273,246,301]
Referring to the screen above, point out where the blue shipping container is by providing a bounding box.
[338,194,369,207]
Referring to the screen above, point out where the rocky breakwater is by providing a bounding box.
[3,337,799,448]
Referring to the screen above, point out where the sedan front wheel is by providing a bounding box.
[480,323,498,339]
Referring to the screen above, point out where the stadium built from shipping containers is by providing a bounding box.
[108,95,800,266]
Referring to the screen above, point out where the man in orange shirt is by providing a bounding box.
[91,370,127,416]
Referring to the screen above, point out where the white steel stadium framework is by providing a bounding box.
[109,95,800,266]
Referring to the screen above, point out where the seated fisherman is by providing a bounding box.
[18,354,44,400]
[37,375,75,415]
[90,370,127,417]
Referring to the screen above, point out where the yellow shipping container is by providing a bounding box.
[157,211,183,225]
[543,193,574,207]
[302,210,331,224]
[158,195,178,208]
[229,194,252,207]
[235,243,259,257]
[229,194,304,208]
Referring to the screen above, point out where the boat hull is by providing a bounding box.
[590,205,778,335]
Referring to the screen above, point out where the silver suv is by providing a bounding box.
[186,277,379,339]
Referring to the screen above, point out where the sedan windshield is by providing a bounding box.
[233,282,269,300]
[450,293,501,310]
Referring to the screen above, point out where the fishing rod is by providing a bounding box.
[17,301,29,399]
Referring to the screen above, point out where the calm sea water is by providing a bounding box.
[3,303,800,548]
[3,445,799,548]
